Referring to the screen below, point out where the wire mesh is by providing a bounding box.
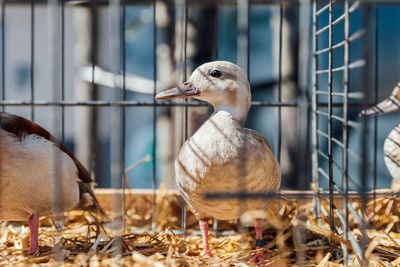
[0,0,398,265]
[311,0,377,265]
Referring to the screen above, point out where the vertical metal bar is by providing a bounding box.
[90,0,98,177]
[237,0,249,249]
[48,0,63,261]
[237,0,248,75]
[277,1,283,163]
[212,3,219,235]
[1,0,5,112]
[152,0,158,231]
[61,0,65,143]
[360,6,373,266]
[109,0,123,255]
[247,0,250,77]
[342,0,350,264]
[180,0,188,236]
[373,4,379,211]
[311,0,321,224]
[30,0,35,121]
[327,0,335,233]
[121,0,127,232]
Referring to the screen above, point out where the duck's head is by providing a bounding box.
[156,61,251,124]
[361,83,400,116]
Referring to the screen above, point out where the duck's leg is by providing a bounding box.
[254,218,266,264]
[199,218,212,256]
[28,213,39,254]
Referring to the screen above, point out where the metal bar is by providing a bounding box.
[236,0,250,250]
[151,0,158,232]
[318,168,345,195]
[204,189,400,200]
[359,5,374,264]
[277,2,283,163]
[316,2,330,16]
[7,0,397,6]
[349,0,360,13]
[372,3,379,215]
[122,0,127,232]
[317,129,329,139]
[331,92,364,99]
[180,0,189,235]
[30,0,35,120]
[61,0,65,142]
[332,13,346,26]
[316,59,365,74]
[1,0,5,111]
[349,28,365,42]
[316,110,329,117]
[312,0,321,224]
[316,90,329,95]
[317,149,329,160]
[327,0,335,234]
[0,99,374,108]
[109,0,123,255]
[316,24,329,36]
[48,0,64,261]
[346,120,361,130]
[89,0,98,176]
[332,115,362,128]
[331,137,344,149]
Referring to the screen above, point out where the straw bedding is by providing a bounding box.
[1,190,400,266]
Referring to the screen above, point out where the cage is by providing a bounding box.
[0,0,399,266]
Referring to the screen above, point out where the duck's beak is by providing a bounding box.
[155,82,200,100]
[360,84,400,116]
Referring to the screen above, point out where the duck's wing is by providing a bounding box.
[0,112,105,216]
[243,128,281,190]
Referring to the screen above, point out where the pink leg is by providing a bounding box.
[199,218,212,256]
[254,218,265,264]
[28,213,39,254]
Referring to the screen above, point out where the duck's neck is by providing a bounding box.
[213,103,249,125]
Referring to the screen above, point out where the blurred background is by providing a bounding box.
[0,1,399,190]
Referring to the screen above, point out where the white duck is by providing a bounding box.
[156,61,281,262]
[361,83,400,191]
[0,112,105,254]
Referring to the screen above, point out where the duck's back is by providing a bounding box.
[175,111,281,220]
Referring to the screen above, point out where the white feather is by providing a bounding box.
[0,129,80,221]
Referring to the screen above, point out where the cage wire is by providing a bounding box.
[0,0,398,265]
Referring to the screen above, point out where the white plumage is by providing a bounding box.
[176,110,281,221]
[156,61,281,261]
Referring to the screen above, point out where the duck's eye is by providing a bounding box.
[210,69,222,78]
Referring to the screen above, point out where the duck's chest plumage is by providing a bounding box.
[175,111,281,220]
[384,123,400,181]
[0,128,80,221]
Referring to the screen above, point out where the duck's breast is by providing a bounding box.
[175,112,281,220]
[0,130,80,221]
